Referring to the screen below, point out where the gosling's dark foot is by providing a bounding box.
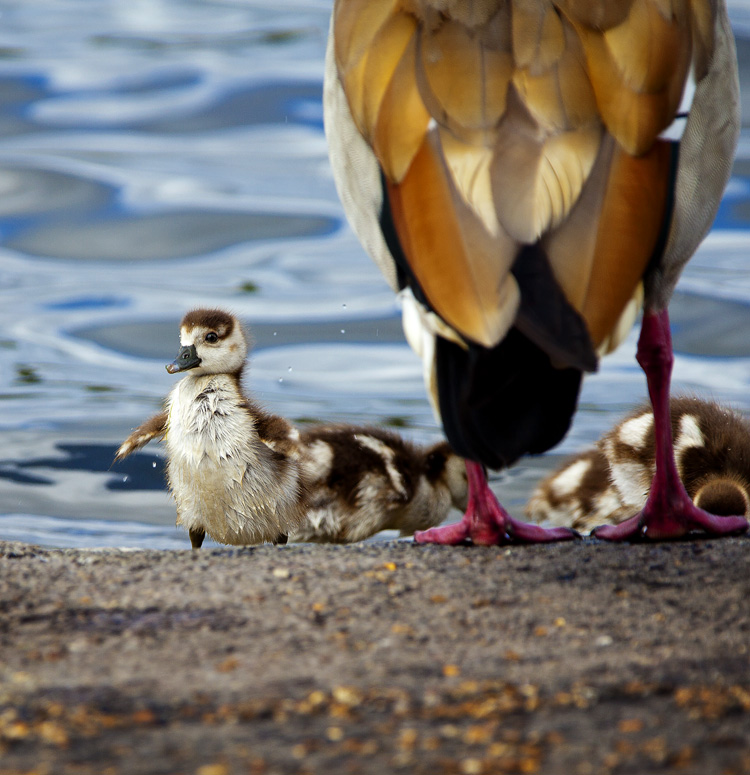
[189,527,206,549]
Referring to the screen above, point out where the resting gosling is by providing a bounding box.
[115,308,306,548]
[241,414,469,543]
[290,426,468,543]
[526,397,750,534]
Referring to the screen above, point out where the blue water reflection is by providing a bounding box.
[2,0,750,548]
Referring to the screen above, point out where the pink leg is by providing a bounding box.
[415,460,579,546]
[594,309,749,541]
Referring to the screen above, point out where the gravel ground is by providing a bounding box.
[1,536,750,775]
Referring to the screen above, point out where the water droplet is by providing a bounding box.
[278,378,283,383]
[342,303,347,309]
[122,475,129,483]
[273,331,277,336]
[152,462,157,468]
[340,329,345,334]
[287,366,292,372]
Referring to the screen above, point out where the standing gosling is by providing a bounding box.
[115,308,306,548]
[526,397,750,534]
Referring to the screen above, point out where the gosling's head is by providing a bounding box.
[426,442,469,511]
[166,308,248,376]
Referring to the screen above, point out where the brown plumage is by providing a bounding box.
[291,427,467,543]
[527,398,750,533]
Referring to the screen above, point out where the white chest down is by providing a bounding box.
[165,374,303,545]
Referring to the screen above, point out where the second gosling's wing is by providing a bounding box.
[251,403,302,459]
[296,425,458,542]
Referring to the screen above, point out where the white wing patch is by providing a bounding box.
[355,434,407,498]
[608,459,652,509]
[616,412,654,449]
[550,457,592,498]
[674,413,705,458]
[301,440,334,482]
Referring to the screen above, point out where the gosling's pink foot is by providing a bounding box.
[594,309,748,542]
[415,461,579,546]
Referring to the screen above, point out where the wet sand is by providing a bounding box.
[1,536,750,775]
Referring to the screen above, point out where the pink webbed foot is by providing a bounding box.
[593,309,748,542]
[415,461,579,546]
[592,503,748,542]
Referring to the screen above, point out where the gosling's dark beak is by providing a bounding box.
[166,345,201,374]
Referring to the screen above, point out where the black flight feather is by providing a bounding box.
[436,330,583,469]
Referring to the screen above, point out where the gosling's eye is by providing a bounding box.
[205,332,218,343]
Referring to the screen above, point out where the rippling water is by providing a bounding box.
[2,1,750,549]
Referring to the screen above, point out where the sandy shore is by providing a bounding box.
[1,536,750,775]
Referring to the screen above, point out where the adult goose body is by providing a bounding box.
[323,0,748,543]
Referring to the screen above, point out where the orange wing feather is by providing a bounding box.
[387,132,520,347]
[580,141,673,347]
[571,1,692,155]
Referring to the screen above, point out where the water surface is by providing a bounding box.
[3,1,750,548]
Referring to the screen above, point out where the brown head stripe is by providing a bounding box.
[181,309,236,339]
